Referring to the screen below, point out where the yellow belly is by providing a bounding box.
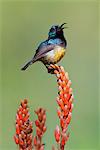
[54,47,65,63]
[44,46,66,64]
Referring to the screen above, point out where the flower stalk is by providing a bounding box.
[33,108,47,150]
[48,64,74,150]
[14,99,33,150]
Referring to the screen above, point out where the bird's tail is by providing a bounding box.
[21,59,36,71]
[21,61,32,71]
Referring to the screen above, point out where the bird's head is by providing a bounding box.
[48,23,67,38]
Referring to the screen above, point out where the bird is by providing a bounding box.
[21,23,67,71]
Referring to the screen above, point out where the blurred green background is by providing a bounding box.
[0,0,99,150]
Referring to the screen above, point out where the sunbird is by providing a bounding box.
[21,23,67,71]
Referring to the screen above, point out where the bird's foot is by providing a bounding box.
[47,64,59,74]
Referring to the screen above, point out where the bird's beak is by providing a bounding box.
[60,23,67,30]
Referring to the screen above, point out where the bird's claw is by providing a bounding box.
[47,64,59,74]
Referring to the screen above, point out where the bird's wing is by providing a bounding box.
[32,44,55,62]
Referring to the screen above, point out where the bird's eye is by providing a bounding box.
[50,28,55,32]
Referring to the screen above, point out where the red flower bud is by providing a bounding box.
[54,126,60,143]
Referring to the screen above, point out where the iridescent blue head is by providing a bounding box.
[48,23,67,39]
